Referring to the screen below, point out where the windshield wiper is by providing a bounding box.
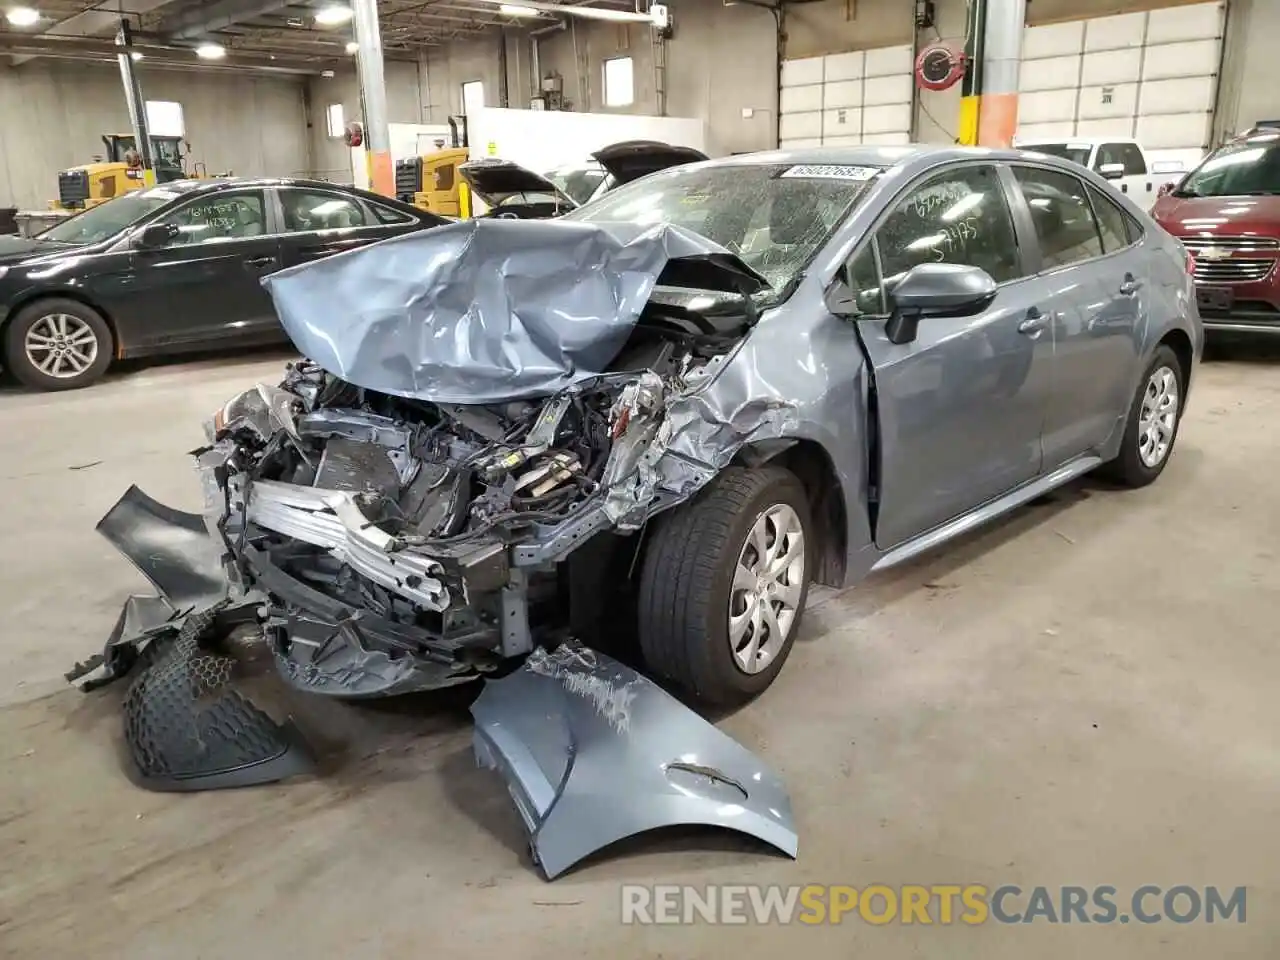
[1238,190,1280,196]
[1171,188,1201,198]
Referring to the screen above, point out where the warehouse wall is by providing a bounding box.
[0,61,308,210]
[307,59,425,181]
[533,2,778,155]
[1213,0,1280,142]
[783,0,915,59]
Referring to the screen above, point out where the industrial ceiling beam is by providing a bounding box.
[155,0,293,40]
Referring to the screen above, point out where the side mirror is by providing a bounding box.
[1157,181,1176,197]
[1098,163,1126,181]
[884,263,997,345]
[136,222,178,248]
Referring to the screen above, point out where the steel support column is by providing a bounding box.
[114,20,156,186]
[957,0,986,146]
[352,0,393,197]
[977,0,1025,147]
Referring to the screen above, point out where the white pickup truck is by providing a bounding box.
[1012,136,1195,211]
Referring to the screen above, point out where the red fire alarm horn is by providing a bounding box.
[343,121,364,147]
[914,41,966,92]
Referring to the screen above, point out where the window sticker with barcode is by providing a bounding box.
[780,164,880,181]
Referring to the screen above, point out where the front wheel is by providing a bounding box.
[4,298,113,391]
[637,466,813,707]
[1099,344,1185,487]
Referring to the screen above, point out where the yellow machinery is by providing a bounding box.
[51,134,207,212]
[394,116,472,218]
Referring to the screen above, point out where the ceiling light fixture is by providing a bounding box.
[314,4,353,25]
[195,42,226,60]
[5,7,41,27]
[499,3,544,17]
[473,0,664,24]
[345,40,359,54]
[130,50,144,60]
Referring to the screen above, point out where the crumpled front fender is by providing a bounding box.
[471,643,797,880]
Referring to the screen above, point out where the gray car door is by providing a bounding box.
[848,162,1055,549]
[1007,164,1145,464]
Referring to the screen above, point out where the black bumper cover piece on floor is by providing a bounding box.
[123,605,313,792]
[78,485,314,791]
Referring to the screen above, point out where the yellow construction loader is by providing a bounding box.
[394,116,473,218]
[51,134,210,212]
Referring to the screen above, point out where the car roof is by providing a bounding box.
[694,144,1098,178]
[1014,136,1137,147]
[155,175,405,199]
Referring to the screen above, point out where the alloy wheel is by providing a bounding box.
[728,503,806,675]
[1137,365,1179,468]
[24,313,100,380]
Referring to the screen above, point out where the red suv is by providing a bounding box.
[1151,129,1280,334]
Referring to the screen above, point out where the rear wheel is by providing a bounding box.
[1099,344,1184,487]
[4,298,113,391]
[637,466,813,707]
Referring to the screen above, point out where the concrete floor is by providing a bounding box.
[1,345,1278,959]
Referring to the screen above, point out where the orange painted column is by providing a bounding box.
[976,0,1026,148]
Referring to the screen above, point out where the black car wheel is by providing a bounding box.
[4,298,113,391]
[1099,343,1185,488]
[637,466,813,707]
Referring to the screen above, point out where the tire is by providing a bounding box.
[1098,343,1185,488]
[3,298,113,391]
[637,465,813,707]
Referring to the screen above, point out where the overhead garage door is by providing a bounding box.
[1016,1,1226,163]
[779,44,914,149]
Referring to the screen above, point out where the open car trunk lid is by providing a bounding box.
[458,158,578,212]
[592,140,709,185]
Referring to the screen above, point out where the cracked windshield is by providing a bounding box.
[566,162,879,298]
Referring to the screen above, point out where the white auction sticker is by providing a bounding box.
[780,164,880,181]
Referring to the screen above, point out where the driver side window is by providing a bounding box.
[157,191,266,245]
[875,165,1021,287]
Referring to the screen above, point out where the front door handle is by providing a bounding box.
[1018,307,1049,335]
[244,255,277,268]
[1119,273,1142,296]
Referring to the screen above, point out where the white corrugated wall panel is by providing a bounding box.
[779,43,913,148]
[1016,1,1225,153]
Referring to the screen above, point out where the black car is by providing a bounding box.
[0,177,446,390]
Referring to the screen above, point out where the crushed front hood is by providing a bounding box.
[472,643,798,879]
[261,219,768,404]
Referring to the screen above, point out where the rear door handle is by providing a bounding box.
[1018,308,1049,335]
[244,255,277,268]
[1119,273,1142,296]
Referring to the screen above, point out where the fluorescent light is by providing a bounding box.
[499,3,543,17]
[5,7,40,26]
[471,0,657,23]
[314,4,353,25]
[195,42,226,60]
[131,51,144,61]
[345,40,359,54]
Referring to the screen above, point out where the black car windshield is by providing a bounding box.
[1021,143,1092,167]
[564,162,879,300]
[38,189,178,245]
[1176,136,1280,197]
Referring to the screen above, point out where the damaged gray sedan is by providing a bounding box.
[73,145,1200,877]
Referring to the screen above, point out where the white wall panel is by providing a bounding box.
[1081,49,1141,86]
[1016,1,1225,153]
[779,43,911,148]
[1083,12,1145,51]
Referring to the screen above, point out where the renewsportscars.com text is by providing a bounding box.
[620,884,1247,926]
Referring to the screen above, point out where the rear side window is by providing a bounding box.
[1096,143,1147,176]
[1010,166,1104,269]
[1087,184,1134,253]
[370,202,415,225]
